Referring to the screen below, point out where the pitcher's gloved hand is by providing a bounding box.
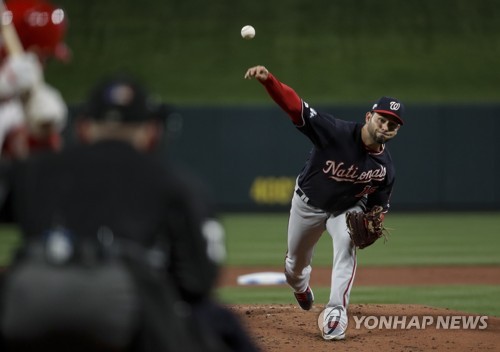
[346,206,388,249]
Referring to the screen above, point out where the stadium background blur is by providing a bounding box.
[0,0,499,318]
[47,0,500,105]
[40,0,500,212]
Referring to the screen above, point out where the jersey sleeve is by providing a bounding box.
[297,101,353,149]
[259,72,351,149]
[260,73,303,125]
[260,73,358,149]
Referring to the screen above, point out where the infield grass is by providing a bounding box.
[1,211,498,267]
[1,212,499,316]
[221,212,500,267]
[217,285,500,317]
[218,212,500,316]
[0,226,21,267]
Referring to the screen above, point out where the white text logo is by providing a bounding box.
[389,101,400,110]
[322,160,386,184]
[353,315,488,330]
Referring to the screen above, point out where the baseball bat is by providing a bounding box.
[0,1,24,56]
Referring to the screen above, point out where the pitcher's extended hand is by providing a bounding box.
[244,66,269,81]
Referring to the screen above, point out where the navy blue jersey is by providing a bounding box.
[296,101,395,214]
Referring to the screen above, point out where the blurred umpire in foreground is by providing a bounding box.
[0,75,259,352]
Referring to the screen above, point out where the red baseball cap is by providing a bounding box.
[5,0,70,62]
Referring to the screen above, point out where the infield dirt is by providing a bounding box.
[221,266,500,352]
[228,304,500,352]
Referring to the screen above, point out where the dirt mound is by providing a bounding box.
[229,304,500,352]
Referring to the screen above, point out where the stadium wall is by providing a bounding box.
[65,103,500,211]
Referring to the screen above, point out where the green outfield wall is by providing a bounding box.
[63,103,500,211]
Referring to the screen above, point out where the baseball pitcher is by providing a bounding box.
[245,65,404,341]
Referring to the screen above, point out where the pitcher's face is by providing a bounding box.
[365,112,400,144]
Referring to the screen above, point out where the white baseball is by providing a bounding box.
[241,25,255,40]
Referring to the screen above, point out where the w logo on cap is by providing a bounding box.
[389,102,400,111]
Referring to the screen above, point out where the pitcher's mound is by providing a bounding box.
[229,304,500,352]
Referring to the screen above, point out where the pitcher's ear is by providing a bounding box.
[365,111,373,123]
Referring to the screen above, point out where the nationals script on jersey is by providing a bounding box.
[295,101,395,214]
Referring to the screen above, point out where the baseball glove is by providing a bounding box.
[345,206,388,249]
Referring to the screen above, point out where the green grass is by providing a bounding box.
[0,226,22,267]
[218,212,500,316]
[217,285,500,317]
[2,212,499,268]
[1,212,499,316]
[221,212,500,267]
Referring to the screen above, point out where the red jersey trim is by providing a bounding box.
[260,73,303,125]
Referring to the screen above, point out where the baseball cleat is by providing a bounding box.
[319,305,347,340]
[293,286,314,310]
